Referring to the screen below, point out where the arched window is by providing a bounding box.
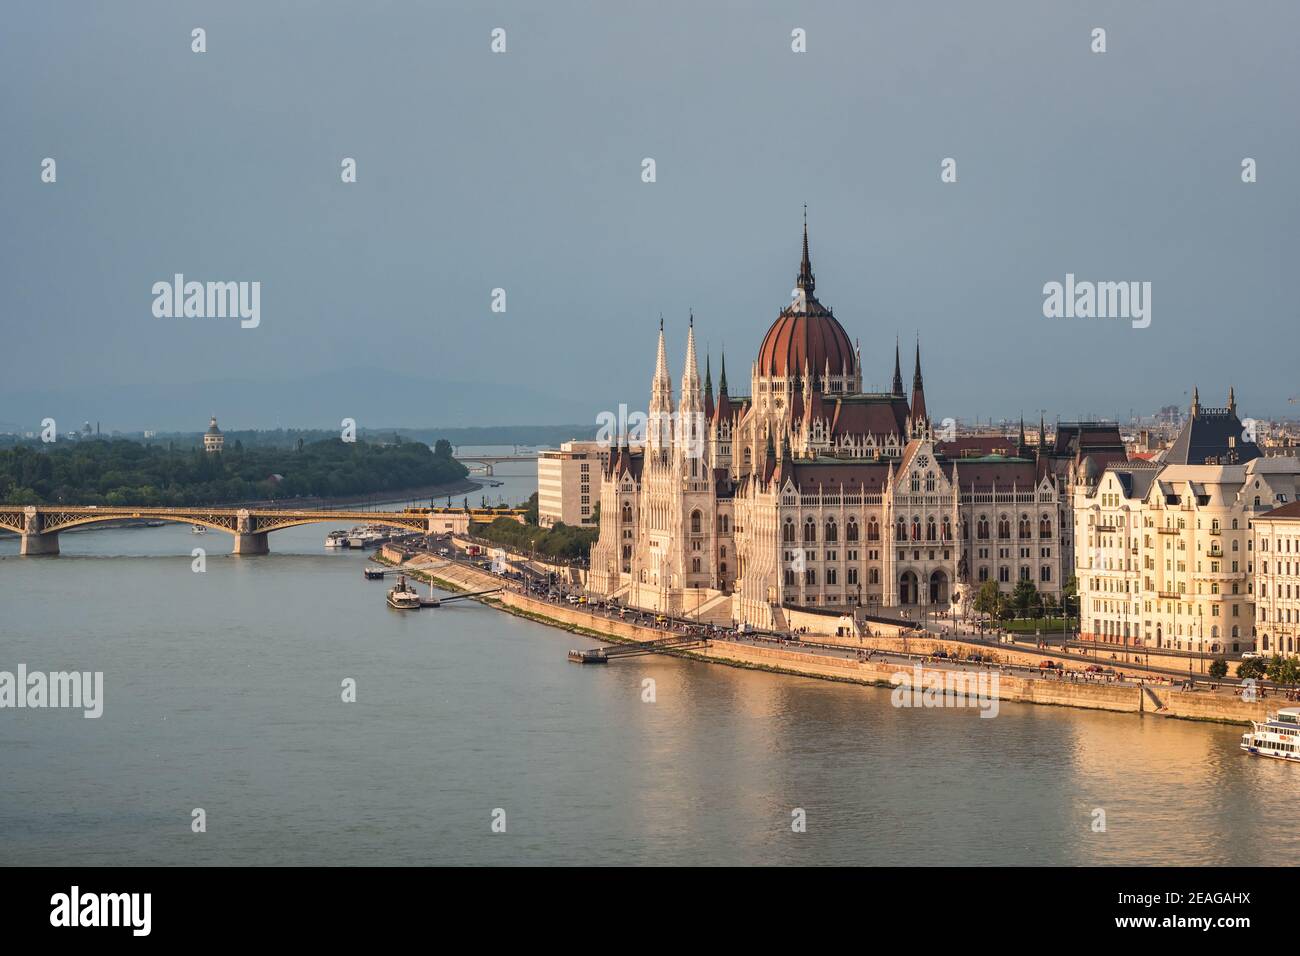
[782,518,795,543]
[867,518,880,541]
[690,510,702,534]
[804,517,816,543]
[621,503,632,523]
[825,519,838,543]
[1018,514,1031,538]
[942,517,952,540]
[998,515,1011,539]
[911,516,922,541]
[1040,513,1051,538]
[926,516,937,541]
[896,518,906,541]
[977,517,990,540]
[691,557,701,573]
[847,517,859,542]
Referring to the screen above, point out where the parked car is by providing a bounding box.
[1039,660,1059,669]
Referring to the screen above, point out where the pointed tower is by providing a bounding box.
[891,337,904,397]
[1227,385,1236,414]
[704,354,715,421]
[910,340,929,437]
[647,316,674,456]
[713,351,733,430]
[797,207,815,297]
[677,313,705,463]
[1190,385,1200,419]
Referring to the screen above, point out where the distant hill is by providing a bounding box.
[0,368,596,433]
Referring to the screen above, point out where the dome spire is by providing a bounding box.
[797,205,815,294]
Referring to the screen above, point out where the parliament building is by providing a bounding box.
[588,223,1120,630]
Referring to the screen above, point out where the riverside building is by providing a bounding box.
[1074,389,1300,654]
[1254,501,1300,657]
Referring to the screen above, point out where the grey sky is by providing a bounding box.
[2,0,1297,430]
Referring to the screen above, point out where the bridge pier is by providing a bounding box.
[232,532,269,555]
[20,530,60,555]
[20,508,59,555]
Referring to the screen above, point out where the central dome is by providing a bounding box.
[757,305,854,379]
[756,221,853,379]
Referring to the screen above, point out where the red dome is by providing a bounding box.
[757,303,854,379]
[758,219,855,380]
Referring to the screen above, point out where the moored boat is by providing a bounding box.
[386,574,421,610]
[1241,707,1300,761]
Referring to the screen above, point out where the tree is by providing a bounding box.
[1011,579,1038,617]
[1208,658,1229,679]
[973,580,1001,618]
[1266,655,1300,685]
[1237,658,1268,681]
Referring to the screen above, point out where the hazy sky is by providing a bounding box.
[3,0,1297,429]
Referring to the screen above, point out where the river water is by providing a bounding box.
[2,450,1296,865]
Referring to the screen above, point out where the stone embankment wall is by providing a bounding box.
[384,551,1273,726]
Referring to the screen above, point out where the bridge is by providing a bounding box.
[451,447,539,476]
[0,505,435,556]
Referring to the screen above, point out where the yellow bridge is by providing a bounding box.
[0,505,437,555]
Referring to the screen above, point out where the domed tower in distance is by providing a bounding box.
[203,416,224,454]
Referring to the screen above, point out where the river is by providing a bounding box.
[1,448,1295,865]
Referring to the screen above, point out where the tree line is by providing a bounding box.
[470,495,597,562]
[0,437,468,506]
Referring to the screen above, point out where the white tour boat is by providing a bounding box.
[325,530,348,549]
[191,525,206,535]
[1241,707,1300,762]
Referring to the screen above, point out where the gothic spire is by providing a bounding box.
[704,354,715,419]
[891,336,904,396]
[682,315,701,395]
[796,206,815,294]
[910,338,928,429]
[648,319,674,453]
